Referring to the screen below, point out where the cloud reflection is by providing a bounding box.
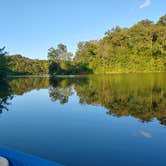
[140,131,152,138]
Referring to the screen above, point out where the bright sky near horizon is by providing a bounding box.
[0,0,165,59]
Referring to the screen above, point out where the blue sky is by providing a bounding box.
[0,0,165,59]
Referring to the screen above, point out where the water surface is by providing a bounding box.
[0,74,166,166]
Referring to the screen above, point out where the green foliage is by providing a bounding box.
[75,14,166,74]
[49,61,62,75]
[48,43,73,61]
[48,43,93,75]
[2,14,166,76]
[48,47,59,60]
[7,55,49,75]
[157,14,166,26]
[49,60,93,75]
[0,47,9,78]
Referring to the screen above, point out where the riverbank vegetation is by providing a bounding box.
[0,14,166,76]
[74,14,166,73]
[8,55,49,75]
[0,47,9,79]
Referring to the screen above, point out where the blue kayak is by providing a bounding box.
[0,147,63,166]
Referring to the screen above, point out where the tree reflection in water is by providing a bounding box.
[0,80,13,113]
[49,74,166,126]
[1,74,166,126]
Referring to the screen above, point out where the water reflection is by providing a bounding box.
[0,80,13,112]
[140,131,152,138]
[50,74,166,126]
[49,76,87,104]
[1,74,166,126]
[0,77,49,112]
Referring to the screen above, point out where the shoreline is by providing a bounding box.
[6,71,166,78]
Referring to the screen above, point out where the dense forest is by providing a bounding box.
[7,55,49,75]
[74,14,166,73]
[0,14,166,76]
[0,52,49,77]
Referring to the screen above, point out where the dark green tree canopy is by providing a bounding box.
[0,47,8,78]
[74,14,166,74]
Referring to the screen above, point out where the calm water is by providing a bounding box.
[1,74,166,166]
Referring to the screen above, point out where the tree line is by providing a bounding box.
[0,14,166,77]
[74,14,166,73]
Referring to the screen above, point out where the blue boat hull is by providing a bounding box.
[0,147,62,166]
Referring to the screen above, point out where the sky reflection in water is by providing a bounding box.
[0,74,166,166]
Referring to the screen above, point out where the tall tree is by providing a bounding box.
[48,43,72,61]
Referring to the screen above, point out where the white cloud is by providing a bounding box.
[140,131,152,138]
[139,0,151,9]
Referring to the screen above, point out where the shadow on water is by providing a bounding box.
[2,73,166,126]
